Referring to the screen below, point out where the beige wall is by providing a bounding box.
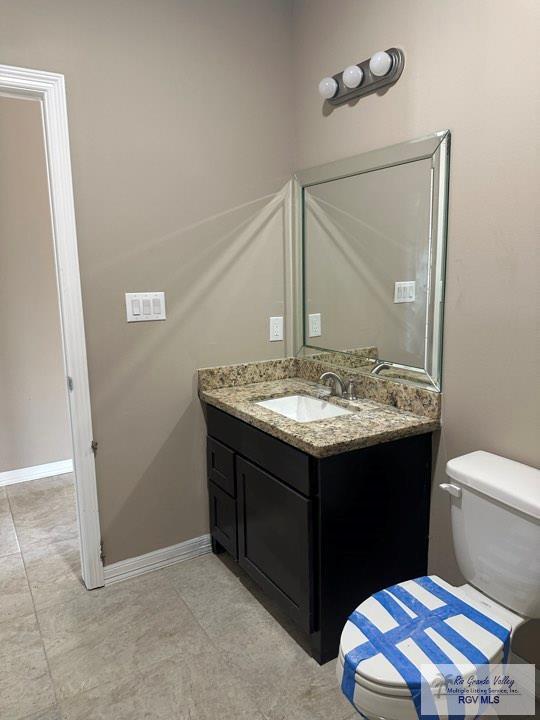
[0,0,293,561]
[292,0,540,663]
[0,96,71,472]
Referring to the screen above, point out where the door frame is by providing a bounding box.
[0,64,104,589]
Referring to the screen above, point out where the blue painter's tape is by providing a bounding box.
[374,589,414,626]
[341,641,377,703]
[415,577,511,663]
[340,577,512,720]
[348,609,439,719]
[430,619,489,666]
[387,582,434,616]
[347,603,468,649]
[410,630,464,720]
[386,584,491,665]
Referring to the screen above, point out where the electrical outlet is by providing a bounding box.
[308,313,322,337]
[394,281,416,304]
[269,316,284,342]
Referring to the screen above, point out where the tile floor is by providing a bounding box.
[1,475,537,720]
[0,474,355,720]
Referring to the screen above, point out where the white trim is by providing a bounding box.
[0,460,73,487]
[0,65,104,589]
[283,180,294,356]
[104,534,212,585]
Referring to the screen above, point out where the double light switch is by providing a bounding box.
[125,292,166,322]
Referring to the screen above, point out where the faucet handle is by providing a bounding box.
[344,378,356,400]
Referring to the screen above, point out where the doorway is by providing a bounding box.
[0,65,103,589]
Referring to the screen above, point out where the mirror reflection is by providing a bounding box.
[298,131,450,390]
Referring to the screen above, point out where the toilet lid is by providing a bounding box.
[337,647,505,699]
[339,576,513,702]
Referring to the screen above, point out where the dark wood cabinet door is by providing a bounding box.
[207,437,236,496]
[236,457,313,632]
[208,481,238,559]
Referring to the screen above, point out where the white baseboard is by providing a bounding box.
[0,459,74,487]
[103,534,212,585]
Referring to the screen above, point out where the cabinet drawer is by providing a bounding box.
[208,481,237,559]
[237,457,313,632]
[206,405,312,496]
[207,437,236,496]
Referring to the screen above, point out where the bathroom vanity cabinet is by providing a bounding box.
[205,404,432,664]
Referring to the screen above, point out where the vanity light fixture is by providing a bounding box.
[318,47,404,106]
[343,64,364,89]
[318,76,338,100]
[369,50,393,76]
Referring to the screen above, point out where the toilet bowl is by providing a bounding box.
[337,451,540,720]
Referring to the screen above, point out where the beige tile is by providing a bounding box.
[166,553,262,625]
[0,491,20,557]
[0,551,35,622]
[499,697,540,719]
[59,650,266,720]
[261,656,352,720]
[6,474,75,500]
[7,475,78,551]
[22,708,62,720]
[0,479,366,720]
[24,537,86,611]
[0,613,56,720]
[38,569,210,700]
[214,610,349,719]
[169,555,350,720]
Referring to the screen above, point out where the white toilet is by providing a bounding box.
[337,450,540,720]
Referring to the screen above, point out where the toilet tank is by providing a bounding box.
[445,451,540,618]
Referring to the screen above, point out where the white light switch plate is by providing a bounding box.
[394,281,416,303]
[308,313,322,337]
[126,292,166,322]
[269,316,284,342]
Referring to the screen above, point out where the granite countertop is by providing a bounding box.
[199,375,439,458]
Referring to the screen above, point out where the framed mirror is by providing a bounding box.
[293,130,450,391]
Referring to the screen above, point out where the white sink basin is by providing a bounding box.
[256,394,353,423]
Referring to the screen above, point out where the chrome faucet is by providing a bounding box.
[319,372,356,400]
[319,371,344,397]
[371,361,392,375]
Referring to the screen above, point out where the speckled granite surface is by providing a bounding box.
[198,358,297,392]
[198,359,440,458]
[295,359,441,420]
[307,346,377,369]
[305,347,434,387]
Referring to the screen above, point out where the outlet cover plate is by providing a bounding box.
[269,316,284,342]
[308,313,322,337]
[394,281,416,303]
